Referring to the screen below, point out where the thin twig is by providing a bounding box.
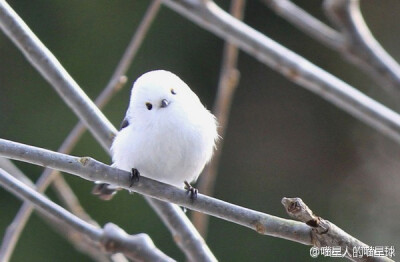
[193,0,245,238]
[0,76,127,262]
[0,2,216,261]
[105,0,161,91]
[0,169,175,262]
[261,0,345,50]
[323,0,400,91]
[0,138,313,246]
[262,0,400,91]
[0,161,114,262]
[147,199,215,262]
[281,197,394,262]
[45,76,127,214]
[48,0,162,215]
[161,0,400,144]
[50,0,162,218]
[1,141,392,261]
[0,158,35,188]
[0,0,115,151]
[0,0,160,258]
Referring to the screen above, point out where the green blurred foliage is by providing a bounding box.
[0,1,399,261]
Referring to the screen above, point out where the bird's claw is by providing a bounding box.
[184,181,198,200]
[130,168,140,187]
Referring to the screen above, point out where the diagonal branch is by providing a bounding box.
[0,158,34,188]
[262,0,400,92]
[48,0,161,222]
[193,0,245,238]
[261,0,345,49]
[0,158,121,262]
[0,0,161,253]
[161,0,400,144]
[0,168,175,262]
[323,0,400,92]
[0,138,314,246]
[146,199,215,262]
[0,139,393,261]
[0,76,127,262]
[105,0,161,91]
[0,1,114,151]
[282,197,394,262]
[0,2,216,261]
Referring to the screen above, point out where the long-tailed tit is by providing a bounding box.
[93,70,218,200]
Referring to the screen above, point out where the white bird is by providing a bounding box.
[93,70,218,200]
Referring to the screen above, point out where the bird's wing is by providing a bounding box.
[120,118,129,130]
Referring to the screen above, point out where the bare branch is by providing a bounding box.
[0,158,35,188]
[101,223,175,262]
[0,168,102,246]
[0,2,216,260]
[282,198,394,262]
[42,0,162,231]
[323,0,400,91]
[0,0,115,151]
[0,76,127,262]
[0,168,175,262]
[161,0,400,143]
[193,0,245,238]
[0,159,117,262]
[46,0,160,215]
[147,199,215,261]
[51,175,99,223]
[3,0,395,260]
[0,138,313,246]
[42,76,128,215]
[261,0,345,49]
[105,0,161,91]
[262,0,400,91]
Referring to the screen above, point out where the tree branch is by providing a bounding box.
[261,0,345,49]
[146,199,215,262]
[4,139,394,260]
[161,0,400,143]
[47,0,162,223]
[0,158,120,262]
[100,223,174,262]
[262,0,400,92]
[0,158,35,188]
[282,197,394,262]
[2,0,395,260]
[0,138,313,246]
[0,1,116,151]
[0,2,216,261]
[0,76,127,262]
[0,168,174,262]
[323,0,400,92]
[193,0,244,238]
[105,0,161,91]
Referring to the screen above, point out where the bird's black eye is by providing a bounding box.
[146,102,153,110]
[171,88,176,95]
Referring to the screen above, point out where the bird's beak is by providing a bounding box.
[160,99,169,108]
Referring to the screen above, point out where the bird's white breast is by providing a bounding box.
[111,102,216,188]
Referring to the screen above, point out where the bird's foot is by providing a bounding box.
[184,181,198,200]
[130,168,140,187]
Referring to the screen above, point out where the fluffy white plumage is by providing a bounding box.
[111,70,218,189]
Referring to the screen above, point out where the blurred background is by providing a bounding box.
[0,0,399,261]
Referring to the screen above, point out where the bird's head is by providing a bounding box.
[126,70,201,123]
